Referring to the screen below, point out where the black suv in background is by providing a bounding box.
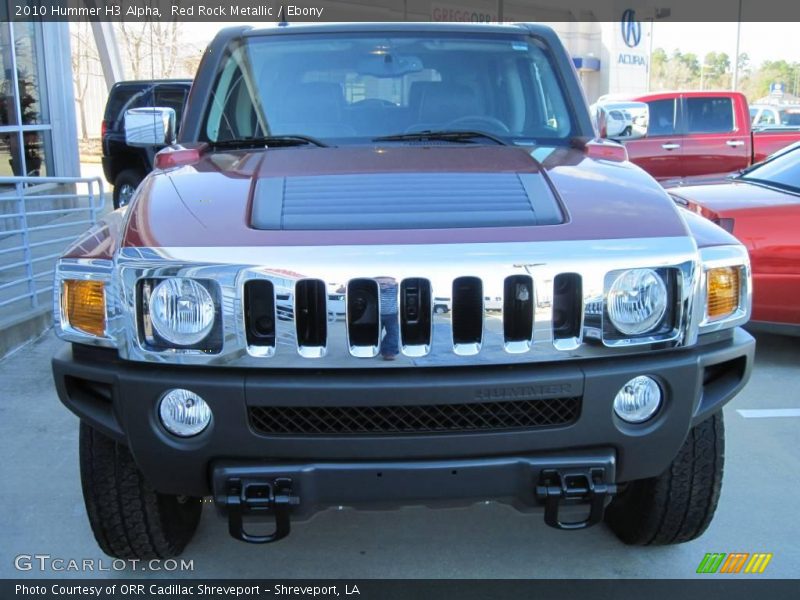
[102,79,192,208]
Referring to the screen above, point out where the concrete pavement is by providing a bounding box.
[0,330,797,579]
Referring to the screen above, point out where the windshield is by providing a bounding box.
[203,33,574,145]
[779,109,800,126]
[740,145,800,193]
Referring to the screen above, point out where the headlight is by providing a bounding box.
[149,278,215,346]
[607,268,668,336]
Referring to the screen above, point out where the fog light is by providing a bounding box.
[158,389,211,437]
[613,376,662,423]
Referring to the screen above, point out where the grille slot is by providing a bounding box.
[295,279,327,356]
[244,280,276,352]
[452,276,483,353]
[503,275,534,351]
[400,278,432,352]
[249,396,581,435]
[347,278,380,356]
[553,273,582,345]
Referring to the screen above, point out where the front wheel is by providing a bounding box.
[79,423,202,559]
[113,169,143,209]
[605,411,725,545]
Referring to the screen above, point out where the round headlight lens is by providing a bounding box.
[159,388,212,437]
[150,278,215,346]
[608,269,667,336]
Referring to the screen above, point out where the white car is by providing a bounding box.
[605,109,633,137]
[751,104,800,128]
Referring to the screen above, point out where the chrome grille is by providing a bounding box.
[114,238,700,368]
[248,396,581,435]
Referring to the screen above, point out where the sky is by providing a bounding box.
[185,21,799,68]
[651,22,800,67]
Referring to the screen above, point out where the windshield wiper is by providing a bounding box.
[211,134,328,149]
[373,130,510,146]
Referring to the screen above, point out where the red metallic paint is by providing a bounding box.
[620,91,800,181]
[114,145,689,250]
[672,182,800,326]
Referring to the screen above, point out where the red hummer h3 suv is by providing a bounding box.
[52,23,754,558]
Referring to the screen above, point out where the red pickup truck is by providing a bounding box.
[600,91,800,183]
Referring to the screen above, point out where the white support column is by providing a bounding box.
[90,21,124,92]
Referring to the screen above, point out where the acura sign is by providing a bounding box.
[618,9,646,67]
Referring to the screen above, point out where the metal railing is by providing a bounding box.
[0,176,105,318]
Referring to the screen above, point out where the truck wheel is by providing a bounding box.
[605,411,724,545]
[79,422,202,559]
[113,169,143,209]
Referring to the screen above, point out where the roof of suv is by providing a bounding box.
[244,22,545,37]
[111,79,192,88]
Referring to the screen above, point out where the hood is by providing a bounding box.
[123,145,688,248]
[671,180,800,217]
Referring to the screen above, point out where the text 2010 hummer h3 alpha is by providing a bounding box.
[52,23,754,558]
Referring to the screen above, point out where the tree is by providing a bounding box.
[702,52,730,88]
[116,22,201,79]
[70,22,99,141]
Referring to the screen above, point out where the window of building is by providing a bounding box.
[0,19,53,188]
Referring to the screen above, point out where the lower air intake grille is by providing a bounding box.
[248,397,580,435]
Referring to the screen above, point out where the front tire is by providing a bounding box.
[605,412,725,545]
[79,423,202,559]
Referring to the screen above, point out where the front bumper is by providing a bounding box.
[53,328,754,510]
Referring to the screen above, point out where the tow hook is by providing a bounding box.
[226,477,299,543]
[535,467,616,531]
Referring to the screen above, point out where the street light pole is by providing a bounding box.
[732,0,742,90]
[648,17,655,91]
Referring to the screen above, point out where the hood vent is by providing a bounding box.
[250,173,563,231]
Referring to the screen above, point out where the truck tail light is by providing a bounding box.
[63,280,106,337]
[707,267,740,320]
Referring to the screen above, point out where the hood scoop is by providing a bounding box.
[250,172,563,231]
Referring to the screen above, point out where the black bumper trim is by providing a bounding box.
[211,450,616,521]
[52,329,755,497]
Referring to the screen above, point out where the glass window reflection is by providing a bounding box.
[13,20,48,125]
[1,22,18,126]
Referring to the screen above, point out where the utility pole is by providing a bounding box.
[647,18,655,91]
[732,0,743,90]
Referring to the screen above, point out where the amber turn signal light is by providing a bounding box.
[63,280,106,337]
[706,267,740,320]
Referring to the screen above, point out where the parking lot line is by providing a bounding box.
[736,409,800,419]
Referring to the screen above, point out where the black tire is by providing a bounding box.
[79,422,202,559]
[113,169,143,209]
[605,412,725,545]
